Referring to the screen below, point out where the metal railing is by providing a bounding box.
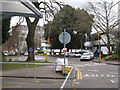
[60,66,74,89]
[1,62,74,89]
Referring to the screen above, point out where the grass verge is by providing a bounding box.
[2,61,55,71]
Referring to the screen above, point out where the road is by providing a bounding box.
[3,55,119,88]
[68,57,119,88]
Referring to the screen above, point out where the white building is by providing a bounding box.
[85,30,119,55]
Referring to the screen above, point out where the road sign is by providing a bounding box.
[29,48,33,52]
[41,47,44,51]
[98,40,100,43]
[63,50,67,53]
[59,32,71,44]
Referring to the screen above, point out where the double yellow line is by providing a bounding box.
[74,68,82,80]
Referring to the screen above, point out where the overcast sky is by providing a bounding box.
[10,0,86,26]
[10,0,119,33]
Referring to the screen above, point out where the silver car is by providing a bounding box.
[80,53,91,61]
[89,52,94,59]
[69,52,75,57]
[74,52,81,57]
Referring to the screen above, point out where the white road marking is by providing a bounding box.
[78,65,85,68]
[96,75,98,77]
[101,75,104,77]
[88,70,99,72]
[94,63,106,65]
[110,72,118,75]
[84,74,90,77]
[91,74,95,77]
[83,74,118,78]
[84,64,91,66]
[111,75,115,77]
[110,80,115,84]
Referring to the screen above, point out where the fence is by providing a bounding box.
[1,62,74,89]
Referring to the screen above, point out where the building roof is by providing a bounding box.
[1,0,42,19]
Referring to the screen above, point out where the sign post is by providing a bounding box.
[59,29,71,75]
[63,29,66,75]
[29,48,33,61]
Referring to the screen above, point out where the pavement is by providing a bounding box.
[92,57,120,65]
[2,56,120,89]
[2,66,69,89]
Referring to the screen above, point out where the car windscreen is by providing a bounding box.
[83,54,89,56]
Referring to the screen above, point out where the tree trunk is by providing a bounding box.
[106,31,111,55]
[26,28,35,61]
[25,17,39,61]
[107,36,111,54]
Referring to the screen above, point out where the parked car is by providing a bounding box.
[69,52,75,57]
[65,52,69,57]
[80,53,91,61]
[74,52,81,57]
[88,52,94,59]
[9,52,13,56]
[3,51,8,56]
[24,51,28,56]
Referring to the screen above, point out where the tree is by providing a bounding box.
[87,1,120,54]
[44,5,94,49]
[2,18,11,44]
[2,18,11,61]
[25,1,63,61]
[114,31,120,55]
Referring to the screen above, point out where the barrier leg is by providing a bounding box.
[54,65,56,79]
[26,64,28,78]
[34,64,36,78]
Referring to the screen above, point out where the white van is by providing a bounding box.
[55,58,68,71]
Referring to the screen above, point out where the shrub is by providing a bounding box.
[105,54,120,61]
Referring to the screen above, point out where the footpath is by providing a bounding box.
[92,58,120,65]
[2,66,68,89]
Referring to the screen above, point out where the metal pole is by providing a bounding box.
[81,38,82,55]
[46,25,51,62]
[54,65,56,79]
[71,71,72,86]
[72,66,74,86]
[26,63,28,78]
[34,64,36,78]
[64,29,66,75]
[68,76,70,88]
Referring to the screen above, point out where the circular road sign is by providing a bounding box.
[29,48,33,52]
[59,32,71,44]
